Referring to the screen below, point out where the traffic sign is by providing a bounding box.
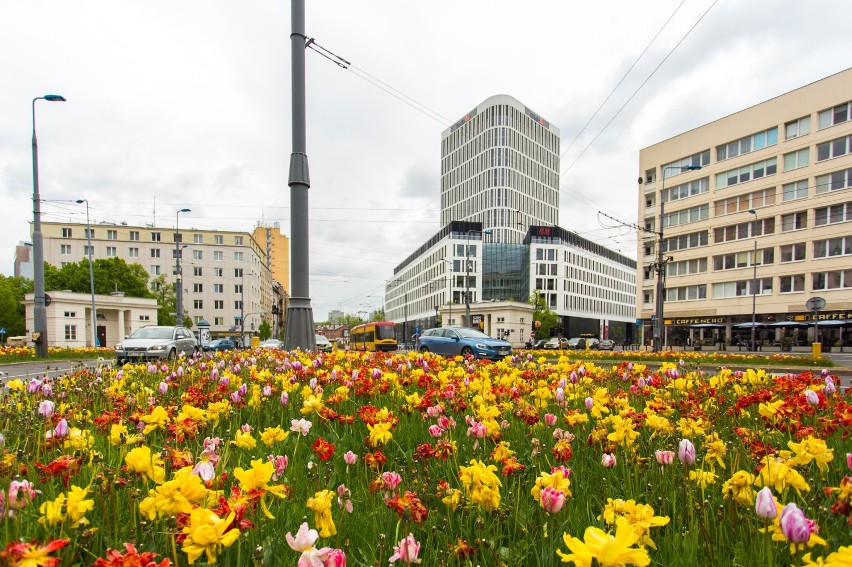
[0,328,6,335]
[806,297,826,311]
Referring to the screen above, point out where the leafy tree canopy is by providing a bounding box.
[44,258,153,298]
[258,320,272,341]
[0,275,33,338]
[529,291,558,339]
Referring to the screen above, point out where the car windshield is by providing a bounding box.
[315,336,330,343]
[376,325,395,340]
[455,328,492,339]
[130,327,174,340]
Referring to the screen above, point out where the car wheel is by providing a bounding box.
[461,346,473,356]
[419,346,430,353]
[167,349,177,361]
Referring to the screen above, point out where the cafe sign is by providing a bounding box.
[664,317,724,326]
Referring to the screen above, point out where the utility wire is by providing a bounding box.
[563,0,720,173]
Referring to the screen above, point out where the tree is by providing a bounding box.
[44,258,153,298]
[0,275,33,338]
[258,320,272,341]
[530,291,558,339]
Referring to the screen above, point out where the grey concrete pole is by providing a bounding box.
[31,95,65,357]
[749,209,758,350]
[284,0,316,351]
[175,208,190,327]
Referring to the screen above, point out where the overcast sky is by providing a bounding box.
[2,0,850,321]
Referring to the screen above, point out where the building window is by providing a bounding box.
[107,229,117,240]
[235,236,243,245]
[235,301,243,310]
[782,148,810,171]
[816,167,852,194]
[785,116,811,139]
[194,315,204,324]
[193,283,203,293]
[214,300,224,309]
[662,150,711,178]
[151,232,161,242]
[814,202,852,226]
[713,249,773,271]
[140,315,151,321]
[62,227,72,238]
[214,235,224,245]
[713,188,776,216]
[661,230,708,252]
[129,247,139,258]
[716,157,777,189]
[150,265,161,275]
[83,246,93,256]
[194,234,203,244]
[235,268,243,278]
[193,300,203,309]
[817,135,852,162]
[214,267,223,277]
[84,228,94,239]
[664,284,706,302]
[662,177,709,203]
[214,317,224,325]
[63,311,76,318]
[716,127,777,161]
[129,231,139,241]
[643,291,653,304]
[213,284,224,293]
[812,270,852,290]
[712,278,772,298]
[666,258,708,277]
[780,211,807,232]
[818,101,851,129]
[173,232,183,243]
[64,325,77,340]
[193,267,203,276]
[235,284,243,294]
[106,246,117,257]
[663,204,709,228]
[780,243,806,262]
[192,250,203,260]
[714,218,775,243]
[214,251,223,261]
[782,180,808,202]
[814,236,852,259]
[150,248,160,258]
[779,274,805,293]
[234,252,244,261]
[60,244,71,255]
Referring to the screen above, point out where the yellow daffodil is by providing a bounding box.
[367,422,393,446]
[557,516,651,566]
[231,430,257,450]
[306,489,336,537]
[260,426,289,447]
[704,433,727,470]
[600,499,670,550]
[721,470,756,506]
[139,467,209,520]
[125,446,166,484]
[181,508,241,564]
[688,470,717,488]
[459,459,502,511]
[788,436,833,473]
[140,405,170,434]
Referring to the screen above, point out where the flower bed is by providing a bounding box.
[524,347,831,368]
[1,351,850,566]
[0,346,113,364]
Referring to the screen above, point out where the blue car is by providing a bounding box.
[203,338,236,352]
[417,327,512,361]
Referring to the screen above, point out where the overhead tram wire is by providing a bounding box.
[562,0,720,173]
[559,0,689,161]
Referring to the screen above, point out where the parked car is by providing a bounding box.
[417,327,512,360]
[203,338,236,352]
[543,337,569,349]
[598,339,615,351]
[258,339,283,350]
[526,339,548,349]
[115,326,198,363]
[315,334,333,352]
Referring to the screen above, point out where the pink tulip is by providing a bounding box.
[678,439,696,465]
[53,418,69,438]
[601,453,617,468]
[540,487,566,513]
[262,384,273,397]
[584,397,594,410]
[824,377,836,395]
[551,465,572,477]
[655,450,676,465]
[27,379,42,394]
[381,471,402,491]
[555,387,565,402]
[467,421,487,439]
[779,503,811,545]
[285,522,332,566]
[388,533,421,564]
[343,451,358,466]
[544,413,557,427]
[40,382,52,397]
[7,480,39,510]
[158,381,168,395]
[428,425,443,438]
[804,389,819,406]
[846,453,852,472]
[37,400,55,418]
[280,392,289,405]
[325,549,347,567]
[438,416,455,430]
[755,487,777,520]
[426,405,443,418]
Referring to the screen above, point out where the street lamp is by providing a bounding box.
[654,164,702,352]
[75,199,98,346]
[174,208,191,327]
[32,94,66,357]
[748,209,758,351]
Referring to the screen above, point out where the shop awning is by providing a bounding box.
[816,320,850,327]
[733,322,766,328]
[769,321,809,327]
[689,323,724,328]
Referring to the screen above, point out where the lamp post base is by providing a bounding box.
[283,297,316,352]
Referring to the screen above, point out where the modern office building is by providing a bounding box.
[638,68,852,348]
[14,241,33,279]
[252,223,291,295]
[36,221,278,344]
[386,94,636,346]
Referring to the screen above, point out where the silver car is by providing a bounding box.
[115,326,198,363]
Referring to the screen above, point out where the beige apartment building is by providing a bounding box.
[252,223,290,295]
[37,221,278,343]
[638,68,852,349]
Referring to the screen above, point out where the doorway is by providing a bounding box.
[97,326,107,348]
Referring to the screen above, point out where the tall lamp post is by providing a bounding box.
[748,209,758,351]
[654,164,702,352]
[174,208,191,327]
[31,94,66,357]
[75,199,98,346]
